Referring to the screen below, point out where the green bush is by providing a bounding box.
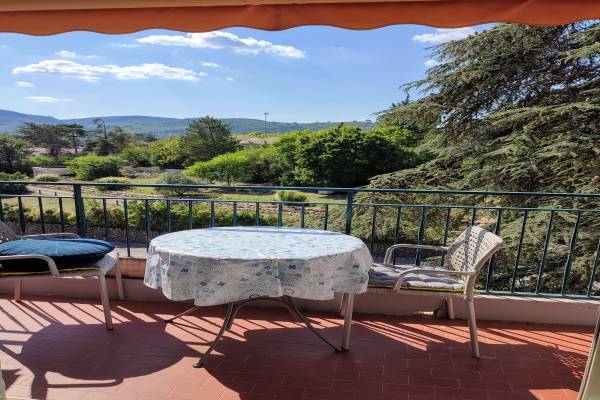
[121,146,153,167]
[29,155,71,167]
[0,172,28,194]
[83,200,277,230]
[94,177,131,191]
[157,173,199,196]
[277,190,308,203]
[35,174,61,182]
[67,155,123,180]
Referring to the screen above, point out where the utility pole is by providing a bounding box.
[264,112,269,134]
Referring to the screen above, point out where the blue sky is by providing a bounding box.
[0,26,478,122]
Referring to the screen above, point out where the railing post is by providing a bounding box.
[73,184,86,237]
[345,191,355,235]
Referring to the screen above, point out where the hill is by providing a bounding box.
[0,109,374,136]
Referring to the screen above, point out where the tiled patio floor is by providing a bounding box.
[0,296,593,400]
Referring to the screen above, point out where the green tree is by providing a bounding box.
[121,144,153,167]
[185,152,249,184]
[289,126,418,187]
[148,137,187,169]
[182,116,238,165]
[0,134,32,173]
[377,22,600,194]
[18,123,71,157]
[88,127,135,155]
[67,155,123,180]
[63,124,87,155]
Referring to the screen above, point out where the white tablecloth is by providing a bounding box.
[144,227,372,306]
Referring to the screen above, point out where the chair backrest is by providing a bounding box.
[446,226,503,274]
[0,220,18,243]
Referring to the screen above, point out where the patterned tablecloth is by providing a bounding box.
[144,227,372,306]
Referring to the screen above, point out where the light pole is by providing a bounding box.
[264,112,269,134]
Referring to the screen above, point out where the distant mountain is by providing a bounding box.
[0,109,374,136]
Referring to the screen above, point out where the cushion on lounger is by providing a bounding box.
[0,238,115,275]
[368,263,465,292]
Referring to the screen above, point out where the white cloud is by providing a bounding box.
[0,44,8,49]
[413,28,475,44]
[55,50,100,59]
[202,62,221,68]
[225,77,235,82]
[55,50,77,59]
[16,81,35,88]
[13,60,205,82]
[137,31,306,58]
[25,96,73,103]
[109,43,140,48]
[424,59,442,68]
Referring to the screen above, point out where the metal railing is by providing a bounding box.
[0,180,598,299]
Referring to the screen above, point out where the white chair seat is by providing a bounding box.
[369,263,465,291]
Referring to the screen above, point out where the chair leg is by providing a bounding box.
[114,259,125,301]
[466,297,480,358]
[446,297,455,320]
[14,280,22,301]
[98,273,113,330]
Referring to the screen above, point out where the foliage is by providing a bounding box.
[181,116,238,165]
[18,123,78,157]
[34,174,61,182]
[0,134,32,173]
[185,152,249,184]
[94,177,131,191]
[120,144,153,167]
[67,155,123,180]
[156,173,200,196]
[0,172,28,194]
[80,200,277,231]
[87,126,136,155]
[148,137,187,169]
[28,154,73,167]
[277,190,307,203]
[281,126,420,187]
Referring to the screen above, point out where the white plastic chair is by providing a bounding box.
[367,226,503,358]
[0,221,124,330]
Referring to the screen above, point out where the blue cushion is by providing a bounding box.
[0,238,115,274]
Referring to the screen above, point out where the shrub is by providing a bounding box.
[94,177,131,191]
[67,155,123,180]
[185,152,249,184]
[157,173,199,196]
[35,174,61,182]
[29,155,72,167]
[121,146,153,167]
[0,172,28,194]
[277,190,308,203]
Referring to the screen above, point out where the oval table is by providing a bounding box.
[144,226,372,367]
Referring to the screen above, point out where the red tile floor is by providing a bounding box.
[0,296,593,400]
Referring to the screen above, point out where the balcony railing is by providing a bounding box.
[0,180,599,300]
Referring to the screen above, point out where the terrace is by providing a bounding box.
[0,2,599,399]
[0,181,598,399]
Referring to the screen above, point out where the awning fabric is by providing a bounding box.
[0,0,598,35]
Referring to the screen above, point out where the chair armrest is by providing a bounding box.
[21,233,80,239]
[384,244,449,264]
[392,267,475,291]
[0,254,60,277]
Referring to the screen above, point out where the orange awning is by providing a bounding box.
[1,0,598,35]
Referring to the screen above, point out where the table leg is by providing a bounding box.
[164,305,202,323]
[194,302,235,368]
[341,293,354,351]
[284,296,343,352]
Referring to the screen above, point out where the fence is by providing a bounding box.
[0,180,598,299]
